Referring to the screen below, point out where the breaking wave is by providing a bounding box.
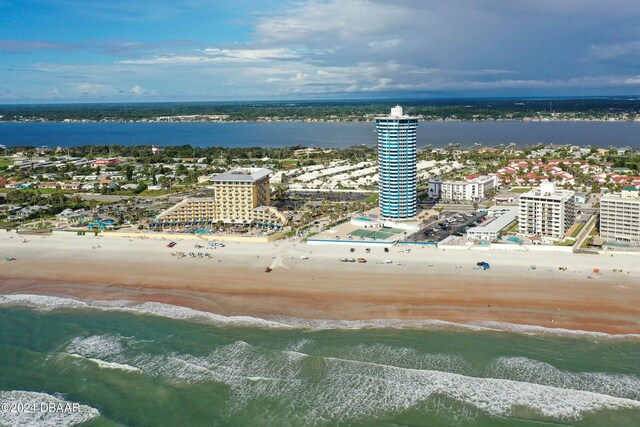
[59,335,640,423]
[2,293,639,339]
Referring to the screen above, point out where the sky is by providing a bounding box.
[1,0,640,103]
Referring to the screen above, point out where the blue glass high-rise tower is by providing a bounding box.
[376,106,418,219]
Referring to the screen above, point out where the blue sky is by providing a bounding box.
[1,0,639,102]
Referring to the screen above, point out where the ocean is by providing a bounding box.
[0,295,639,426]
[1,121,639,149]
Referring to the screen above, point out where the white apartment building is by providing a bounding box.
[428,175,498,201]
[467,206,519,241]
[599,186,640,243]
[518,182,576,239]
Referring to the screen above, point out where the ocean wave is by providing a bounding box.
[317,356,640,422]
[472,320,640,338]
[66,335,126,359]
[67,353,142,373]
[332,344,471,374]
[487,356,640,401]
[1,293,639,339]
[59,335,640,423]
[0,391,99,427]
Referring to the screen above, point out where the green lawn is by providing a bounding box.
[503,221,520,234]
[0,158,14,170]
[570,223,585,238]
[509,187,534,193]
[363,193,379,203]
[0,188,74,194]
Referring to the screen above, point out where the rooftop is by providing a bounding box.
[211,168,272,182]
[520,182,575,200]
[602,187,640,201]
[467,206,519,234]
[376,105,418,120]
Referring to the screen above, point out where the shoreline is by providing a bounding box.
[1,231,639,335]
[2,118,639,124]
[2,291,639,339]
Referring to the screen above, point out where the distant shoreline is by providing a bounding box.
[2,118,640,124]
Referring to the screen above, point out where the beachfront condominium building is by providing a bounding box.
[599,186,640,243]
[518,182,576,239]
[377,105,418,219]
[153,168,287,229]
[210,168,271,222]
[428,175,498,201]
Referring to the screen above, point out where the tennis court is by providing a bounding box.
[350,227,404,240]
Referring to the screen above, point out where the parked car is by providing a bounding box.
[167,242,177,248]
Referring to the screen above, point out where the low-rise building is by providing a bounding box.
[467,206,519,241]
[428,175,498,201]
[518,182,576,239]
[92,158,120,167]
[599,186,640,243]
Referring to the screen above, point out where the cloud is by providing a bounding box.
[0,40,80,54]
[130,85,144,95]
[120,47,301,64]
[72,82,117,96]
[3,0,640,100]
[46,88,62,97]
[93,40,195,58]
[0,38,194,57]
[128,84,158,95]
[587,41,640,61]
[203,48,300,61]
[367,38,403,51]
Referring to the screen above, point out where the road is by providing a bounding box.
[63,193,186,203]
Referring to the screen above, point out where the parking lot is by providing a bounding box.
[407,211,486,242]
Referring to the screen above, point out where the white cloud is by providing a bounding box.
[203,48,300,61]
[367,38,403,51]
[6,0,640,100]
[130,85,144,95]
[120,47,300,65]
[72,82,116,96]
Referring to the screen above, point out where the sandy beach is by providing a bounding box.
[1,230,639,334]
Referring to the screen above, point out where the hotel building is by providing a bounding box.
[376,105,418,219]
[428,175,498,201]
[153,168,287,228]
[599,186,640,243]
[518,182,575,239]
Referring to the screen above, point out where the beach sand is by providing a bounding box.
[1,231,639,334]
